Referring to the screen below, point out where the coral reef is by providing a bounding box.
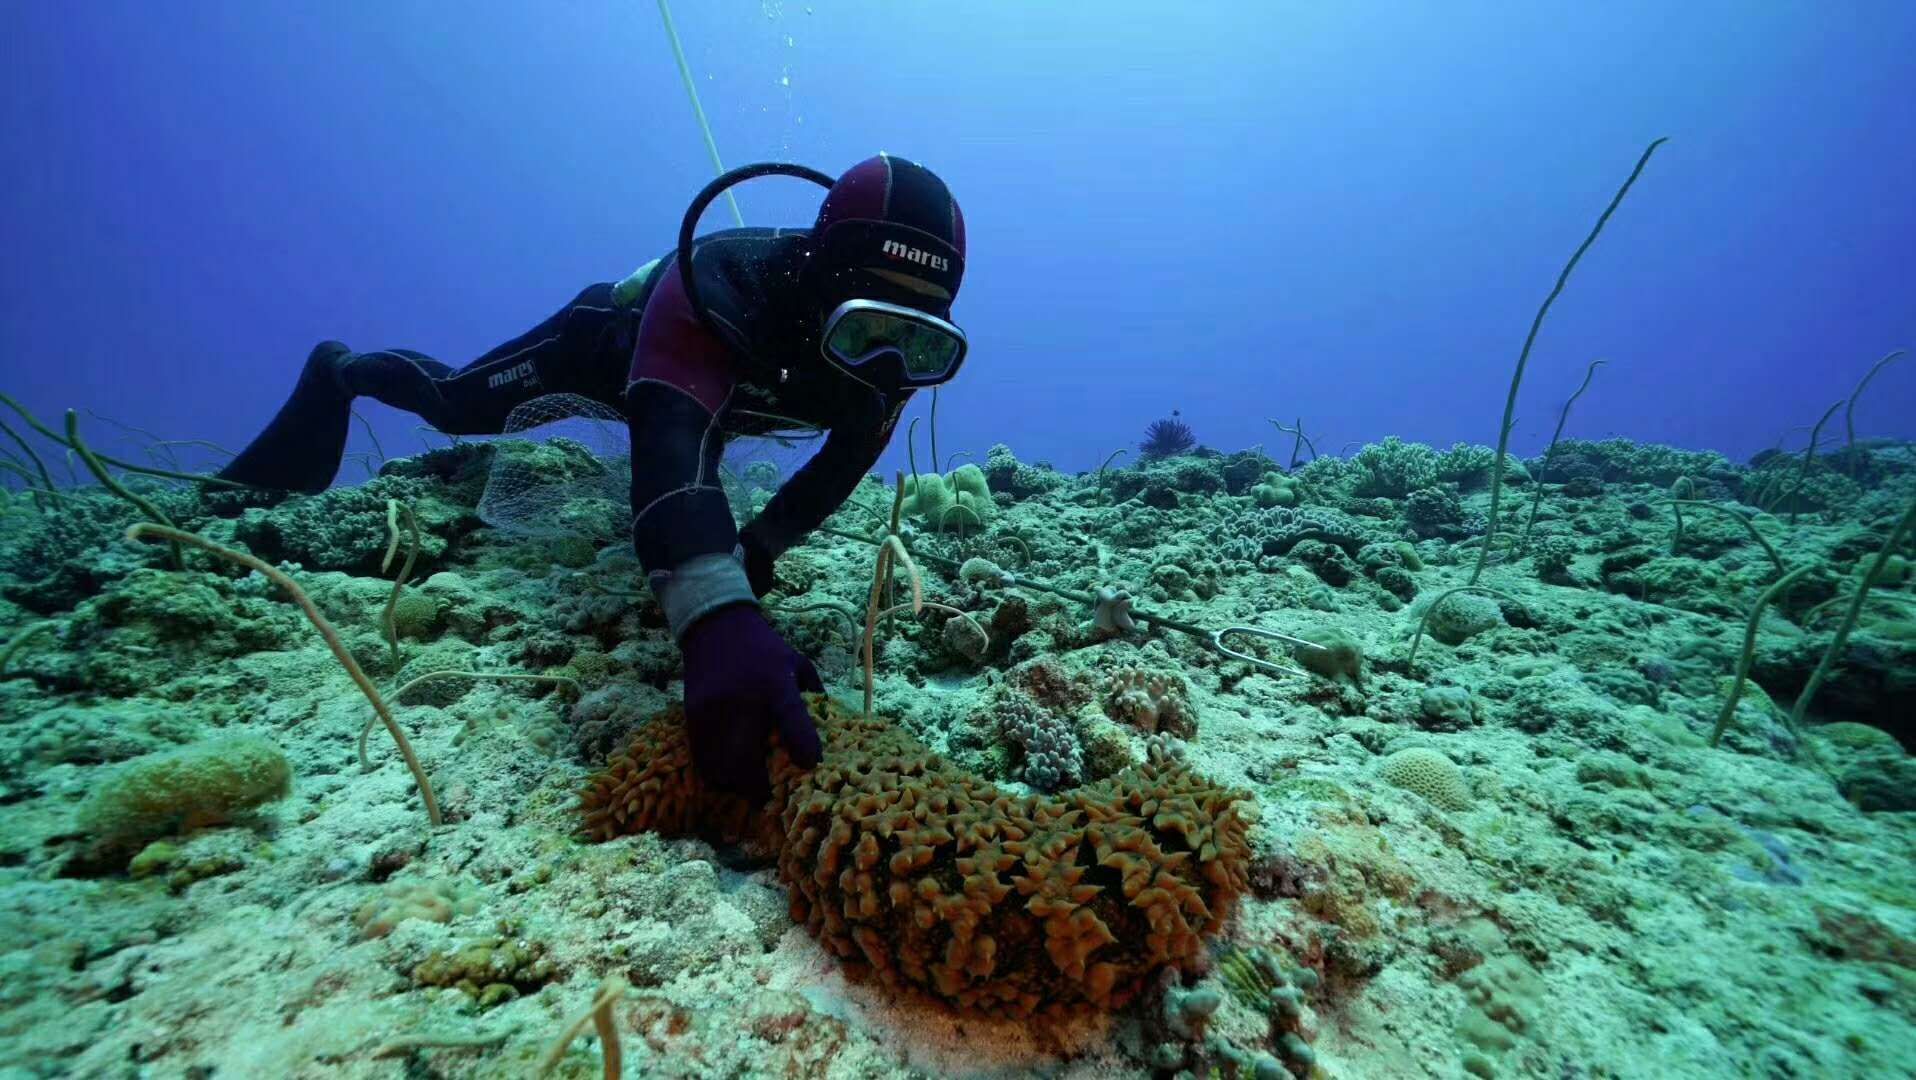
[900,464,994,533]
[1104,666,1197,737]
[2,422,1914,1078]
[412,934,558,1007]
[998,689,1085,790]
[354,878,483,940]
[983,443,1067,500]
[1353,436,1441,498]
[1225,505,1382,560]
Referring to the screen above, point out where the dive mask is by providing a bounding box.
[821,298,968,388]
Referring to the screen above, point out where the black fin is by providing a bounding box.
[217,342,354,494]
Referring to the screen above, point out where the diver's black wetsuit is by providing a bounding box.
[334,282,632,438]
[262,227,907,600]
[220,226,908,608]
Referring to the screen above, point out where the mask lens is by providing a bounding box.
[825,303,965,382]
[825,311,880,360]
[895,318,960,376]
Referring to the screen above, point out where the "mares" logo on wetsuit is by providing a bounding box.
[880,239,949,273]
[486,359,537,391]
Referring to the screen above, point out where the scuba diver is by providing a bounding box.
[218,154,969,798]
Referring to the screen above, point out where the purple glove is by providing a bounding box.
[680,603,824,799]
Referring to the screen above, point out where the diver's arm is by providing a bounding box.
[740,393,909,568]
[624,262,755,639]
[624,380,755,639]
[623,255,825,801]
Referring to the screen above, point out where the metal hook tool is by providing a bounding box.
[1212,626,1325,677]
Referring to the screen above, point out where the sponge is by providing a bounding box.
[902,465,994,533]
[581,695,1251,1018]
[79,736,292,847]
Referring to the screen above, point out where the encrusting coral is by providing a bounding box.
[580,694,1251,1018]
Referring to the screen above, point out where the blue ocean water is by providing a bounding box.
[3,2,1910,469]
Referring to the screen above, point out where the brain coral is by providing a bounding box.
[1379,747,1471,811]
[580,695,1251,1019]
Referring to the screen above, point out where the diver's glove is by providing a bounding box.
[679,603,824,799]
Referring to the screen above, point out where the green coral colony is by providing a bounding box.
[3,169,1915,1077]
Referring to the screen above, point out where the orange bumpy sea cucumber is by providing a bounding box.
[580,694,1251,1018]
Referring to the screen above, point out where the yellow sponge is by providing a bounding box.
[80,736,291,847]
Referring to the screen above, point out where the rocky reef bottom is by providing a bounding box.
[0,432,1910,1077]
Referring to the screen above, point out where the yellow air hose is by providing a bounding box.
[657,0,745,227]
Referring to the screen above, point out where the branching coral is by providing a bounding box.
[1352,437,1438,498]
[1788,495,1916,729]
[1227,505,1376,559]
[1469,137,1667,586]
[1105,667,1196,738]
[999,692,1084,792]
[1710,565,1813,747]
[579,694,1251,1018]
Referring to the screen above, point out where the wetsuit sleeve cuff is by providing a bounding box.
[654,552,758,641]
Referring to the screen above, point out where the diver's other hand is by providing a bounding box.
[738,527,777,598]
[679,603,824,799]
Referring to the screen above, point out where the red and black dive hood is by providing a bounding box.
[804,154,966,315]
[676,155,966,326]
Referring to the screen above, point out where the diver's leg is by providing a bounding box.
[215,342,489,492]
[342,283,632,434]
[216,341,357,494]
[452,283,629,403]
[217,286,629,492]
